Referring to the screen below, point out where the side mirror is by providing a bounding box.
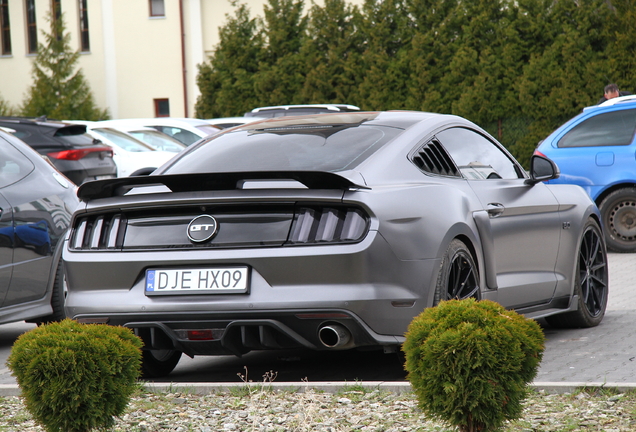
[525,155,560,185]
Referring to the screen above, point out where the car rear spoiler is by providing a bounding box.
[77,171,369,201]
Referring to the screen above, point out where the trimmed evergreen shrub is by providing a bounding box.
[7,319,142,432]
[403,298,545,432]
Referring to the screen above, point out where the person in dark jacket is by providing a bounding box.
[597,83,632,104]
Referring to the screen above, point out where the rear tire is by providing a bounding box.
[599,188,636,252]
[434,239,480,306]
[545,218,608,328]
[31,260,67,325]
[141,349,182,378]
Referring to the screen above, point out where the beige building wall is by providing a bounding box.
[0,0,361,120]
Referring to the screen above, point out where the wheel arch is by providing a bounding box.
[454,233,484,300]
[439,232,483,294]
[454,233,479,272]
[594,182,636,207]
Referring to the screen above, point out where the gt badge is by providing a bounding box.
[187,215,218,243]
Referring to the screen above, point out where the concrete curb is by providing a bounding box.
[2,381,636,397]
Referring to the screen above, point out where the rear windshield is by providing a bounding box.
[164,123,403,174]
[54,126,97,147]
[91,128,154,152]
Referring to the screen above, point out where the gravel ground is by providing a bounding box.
[1,385,635,432]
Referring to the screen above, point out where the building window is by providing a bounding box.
[78,0,89,52]
[154,99,170,117]
[25,0,37,54]
[0,0,11,55]
[149,0,165,17]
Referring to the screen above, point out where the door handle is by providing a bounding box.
[486,203,505,218]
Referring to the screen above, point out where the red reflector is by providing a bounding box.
[48,147,113,161]
[187,330,215,340]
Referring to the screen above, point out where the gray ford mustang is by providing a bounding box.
[63,111,608,377]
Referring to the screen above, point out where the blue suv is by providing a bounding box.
[535,95,636,252]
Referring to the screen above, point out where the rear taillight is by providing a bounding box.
[288,207,369,245]
[47,147,113,160]
[533,150,547,157]
[70,214,123,250]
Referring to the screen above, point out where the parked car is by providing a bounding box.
[64,111,608,377]
[92,118,219,146]
[86,127,177,177]
[244,104,361,118]
[0,129,79,324]
[534,96,636,252]
[206,116,267,129]
[65,121,179,177]
[0,117,117,185]
[91,121,187,153]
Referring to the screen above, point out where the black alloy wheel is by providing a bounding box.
[577,221,609,318]
[434,239,480,306]
[546,218,608,328]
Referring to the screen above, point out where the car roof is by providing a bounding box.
[232,110,447,132]
[206,116,267,129]
[0,116,81,130]
[583,96,636,112]
[244,104,361,118]
[92,120,169,132]
[95,118,216,127]
[598,94,636,107]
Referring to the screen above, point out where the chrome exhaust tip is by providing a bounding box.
[318,324,351,348]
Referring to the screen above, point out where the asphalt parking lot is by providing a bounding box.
[0,252,634,391]
[535,252,636,384]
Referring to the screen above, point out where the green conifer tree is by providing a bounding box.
[405,0,461,112]
[0,93,15,116]
[602,0,636,94]
[253,0,308,106]
[356,0,413,110]
[195,1,264,118]
[20,11,108,120]
[515,0,615,165]
[299,0,364,103]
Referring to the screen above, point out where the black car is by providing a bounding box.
[0,129,79,324]
[0,117,117,185]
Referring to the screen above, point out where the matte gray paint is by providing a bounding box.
[63,111,605,358]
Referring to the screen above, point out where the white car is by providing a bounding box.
[244,104,361,118]
[92,120,187,153]
[94,118,220,146]
[205,116,267,129]
[86,127,177,177]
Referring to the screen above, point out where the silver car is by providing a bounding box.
[64,111,608,377]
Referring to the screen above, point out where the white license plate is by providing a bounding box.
[145,267,249,296]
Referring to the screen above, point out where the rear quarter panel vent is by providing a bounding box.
[411,138,460,177]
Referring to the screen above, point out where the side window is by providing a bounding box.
[436,127,520,180]
[558,109,636,148]
[152,126,199,146]
[0,134,35,187]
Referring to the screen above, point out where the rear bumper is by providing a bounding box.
[64,232,440,348]
[74,310,404,357]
